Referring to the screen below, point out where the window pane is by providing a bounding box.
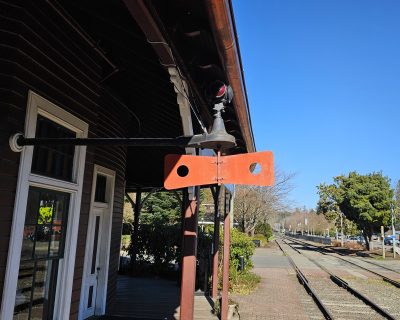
[21,226,36,261]
[14,261,34,317]
[94,174,107,203]
[34,226,49,259]
[28,188,70,259]
[15,187,70,319]
[91,216,100,274]
[25,189,40,224]
[14,260,59,320]
[31,115,75,181]
[49,226,62,257]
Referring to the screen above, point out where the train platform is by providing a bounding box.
[231,242,322,320]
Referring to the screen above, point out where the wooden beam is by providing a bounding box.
[221,191,231,320]
[127,191,141,270]
[211,185,221,299]
[123,0,174,66]
[179,186,200,320]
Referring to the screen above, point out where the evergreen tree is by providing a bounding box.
[317,172,394,249]
[141,191,182,224]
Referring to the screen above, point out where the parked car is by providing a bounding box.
[356,236,366,244]
[384,237,393,245]
[384,236,400,246]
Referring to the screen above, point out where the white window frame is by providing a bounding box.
[1,91,88,320]
[79,165,115,319]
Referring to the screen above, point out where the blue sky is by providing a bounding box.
[232,0,400,209]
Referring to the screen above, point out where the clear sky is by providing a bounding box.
[232,0,400,209]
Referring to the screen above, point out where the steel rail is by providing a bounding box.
[275,240,334,320]
[281,238,396,320]
[318,242,400,276]
[353,258,400,276]
[285,236,400,288]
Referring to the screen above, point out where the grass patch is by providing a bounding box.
[229,270,261,295]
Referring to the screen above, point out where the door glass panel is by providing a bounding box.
[91,216,100,274]
[31,115,76,181]
[87,286,94,308]
[94,174,107,203]
[14,187,70,319]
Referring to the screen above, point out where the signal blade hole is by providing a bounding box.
[250,163,262,175]
[177,165,189,177]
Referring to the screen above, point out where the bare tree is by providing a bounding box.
[283,209,333,235]
[234,169,295,236]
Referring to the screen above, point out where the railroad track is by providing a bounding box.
[280,237,400,319]
[283,236,400,287]
[299,237,400,276]
[276,238,395,320]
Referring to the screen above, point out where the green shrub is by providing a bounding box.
[252,234,268,247]
[255,222,273,239]
[129,223,181,273]
[223,228,255,272]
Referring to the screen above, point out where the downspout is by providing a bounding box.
[206,0,255,153]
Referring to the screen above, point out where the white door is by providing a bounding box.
[82,207,105,318]
[81,167,115,319]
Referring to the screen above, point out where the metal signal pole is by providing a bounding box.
[391,204,396,258]
[340,212,344,247]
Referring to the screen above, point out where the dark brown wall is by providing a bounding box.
[0,1,130,318]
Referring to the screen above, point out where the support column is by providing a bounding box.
[180,187,200,320]
[132,191,141,266]
[221,192,231,320]
[126,190,142,271]
[211,185,221,299]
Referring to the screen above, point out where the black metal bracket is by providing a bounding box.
[9,130,236,152]
[10,87,237,152]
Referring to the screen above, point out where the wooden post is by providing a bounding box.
[179,187,200,320]
[221,192,231,320]
[133,191,142,266]
[125,191,142,271]
[211,185,221,299]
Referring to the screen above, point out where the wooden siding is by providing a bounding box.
[0,1,154,318]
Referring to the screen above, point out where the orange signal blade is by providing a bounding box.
[164,154,216,190]
[164,151,274,190]
[220,151,274,186]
